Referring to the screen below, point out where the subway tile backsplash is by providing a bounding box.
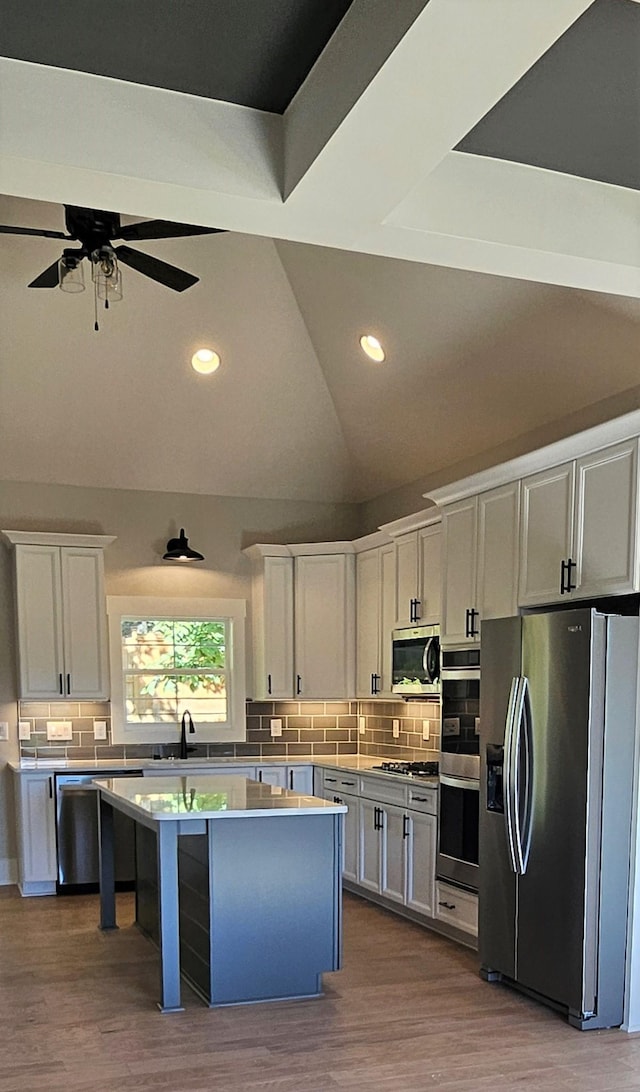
[18,698,441,762]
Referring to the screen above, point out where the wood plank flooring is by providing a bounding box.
[1,887,640,1091]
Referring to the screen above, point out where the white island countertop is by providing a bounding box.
[95,774,347,822]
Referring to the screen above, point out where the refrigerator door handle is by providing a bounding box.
[504,676,521,875]
[510,676,533,875]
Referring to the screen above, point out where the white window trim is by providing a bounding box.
[107,595,246,745]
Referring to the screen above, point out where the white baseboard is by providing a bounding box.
[0,857,17,886]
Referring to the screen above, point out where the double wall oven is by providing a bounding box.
[438,647,480,892]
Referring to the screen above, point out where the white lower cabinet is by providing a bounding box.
[256,765,314,793]
[405,810,437,918]
[13,770,57,896]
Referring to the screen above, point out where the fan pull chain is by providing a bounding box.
[93,276,99,331]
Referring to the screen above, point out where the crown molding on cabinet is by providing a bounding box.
[1,530,116,549]
[351,530,393,553]
[424,409,640,509]
[379,506,441,539]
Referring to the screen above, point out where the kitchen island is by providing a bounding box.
[96,774,346,1012]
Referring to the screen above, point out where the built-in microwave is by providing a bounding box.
[391,625,440,697]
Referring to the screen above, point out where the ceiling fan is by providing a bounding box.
[0,204,224,327]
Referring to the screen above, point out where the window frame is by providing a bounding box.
[107,596,246,745]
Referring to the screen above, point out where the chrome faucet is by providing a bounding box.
[179,710,196,760]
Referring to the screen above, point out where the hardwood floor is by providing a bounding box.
[1,887,639,1091]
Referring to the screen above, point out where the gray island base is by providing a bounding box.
[96,775,346,1013]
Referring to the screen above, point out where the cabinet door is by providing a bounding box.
[288,766,314,794]
[294,553,354,698]
[256,766,287,787]
[441,499,477,645]
[14,545,64,699]
[379,544,396,695]
[358,799,382,893]
[17,773,57,887]
[519,462,574,606]
[341,791,359,883]
[394,532,419,628]
[251,555,294,700]
[405,810,436,917]
[476,482,520,628]
[380,805,407,905]
[356,549,381,698]
[418,525,441,626]
[574,441,639,598]
[61,547,109,699]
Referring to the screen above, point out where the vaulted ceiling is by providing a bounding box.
[1,1,639,507]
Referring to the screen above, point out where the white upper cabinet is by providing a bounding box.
[441,482,520,646]
[382,510,442,629]
[3,532,114,700]
[294,550,355,699]
[519,440,639,606]
[355,539,395,698]
[245,548,294,700]
[244,543,355,700]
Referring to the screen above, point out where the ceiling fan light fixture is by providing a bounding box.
[58,254,85,293]
[359,334,385,362]
[162,528,205,563]
[91,246,123,302]
[191,348,221,375]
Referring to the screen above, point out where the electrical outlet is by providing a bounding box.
[46,720,72,741]
[18,720,31,740]
[422,719,430,741]
[0,722,8,742]
[358,716,366,735]
[270,718,283,737]
[392,719,400,739]
[93,720,108,741]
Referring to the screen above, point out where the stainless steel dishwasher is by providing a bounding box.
[55,770,143,891]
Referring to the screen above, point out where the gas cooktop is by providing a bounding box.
[371,760,439,779]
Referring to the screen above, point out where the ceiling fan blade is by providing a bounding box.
[28,260,61,288]
[115,219,224,242]
[115,245,198,292]
[0,225,69,239]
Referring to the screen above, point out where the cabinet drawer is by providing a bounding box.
[407,786,437,814]
[320,769,359,795]
[435,881,478,936]
[359,775,407,807]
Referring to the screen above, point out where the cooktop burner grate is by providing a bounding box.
[372,760,439,778]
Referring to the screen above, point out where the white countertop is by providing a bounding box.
[95,774,348,821]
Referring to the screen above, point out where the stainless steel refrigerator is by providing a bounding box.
[479,609,639,1030]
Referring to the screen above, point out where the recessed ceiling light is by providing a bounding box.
[359,334,385,363]
[191,348,221,375]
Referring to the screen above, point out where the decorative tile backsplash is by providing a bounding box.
[17,698,441,762]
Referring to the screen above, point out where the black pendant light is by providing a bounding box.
[163,528,204,562]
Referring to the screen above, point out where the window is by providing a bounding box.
[108,596,246,744]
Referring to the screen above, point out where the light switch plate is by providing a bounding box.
[0,722,8,742]
[93,720,108,741]
[270,718,283,737]
[18,720,31,740]
[392,719,400,739]
[358,716,366,735]
[46,720,73,741]
[422,719,430,741]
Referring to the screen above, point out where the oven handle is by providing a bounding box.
[441,668,481,681]
[439,774,479,792]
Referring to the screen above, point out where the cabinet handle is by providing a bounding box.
[289,770,294,790]
[464,608,470,638]
[402,815,410,839]
[373,806,379,831]
[560,559,568,595]
[343,780,355,787]
[258,770,263,782]
[48,777,53,799]
[414,599,422,622]
[371,673,381,695]
[325,777,337,783]
[566,558,577,592]
[439,900,456,911]
[412,795,429,802]
[296,674,302,695]
[58,673,64,695]
[334,795,343,804]
[468,609,479,638]
[66,673,71,695]
[267,674,272,695]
